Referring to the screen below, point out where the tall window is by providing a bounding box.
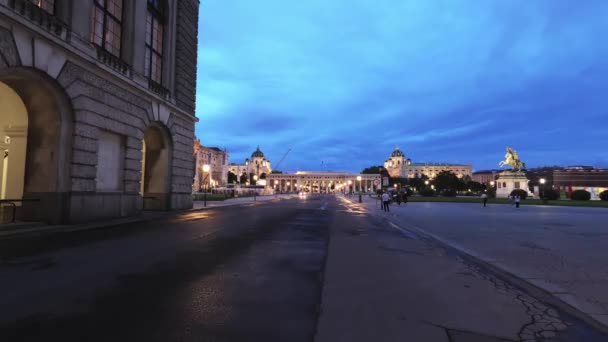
[92,0,123,58]
[31,0,55,14]
[145,0,164,84]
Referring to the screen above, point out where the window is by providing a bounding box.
[96,131,124,192]
[145,0,165,84]
[92,0,123,57]
[31,0,55,14]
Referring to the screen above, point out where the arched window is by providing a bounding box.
[92,0,124,57]
[31,0,55,14]
[145,0,165,84]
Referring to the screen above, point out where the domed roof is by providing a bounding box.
[251,145,265,158]
[391,146,405,158]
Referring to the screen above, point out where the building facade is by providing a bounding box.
[267,171,380,193]
[472,170,499,185]
[192,139,229,191]
[0,0,199,223]
[228,146,272,183]
[383,147,472,179]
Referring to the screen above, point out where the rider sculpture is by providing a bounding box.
[499,147,526,171]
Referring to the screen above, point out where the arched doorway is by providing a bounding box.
[0,68,73,223]
[0,81,28,202]
[141,123,172,210]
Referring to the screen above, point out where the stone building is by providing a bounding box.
[472,170,499,185]
[267,171,380,193]
[192,139,228,191]
[0,0,200,223]
[383,146,472,179]
[228,146,272,184]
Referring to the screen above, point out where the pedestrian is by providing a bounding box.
[481,192,488,207]
[509,195,514,206]
[395,192,402,206]
[515,195,521,208]
[402,192,408,204]
[381,191,390,212]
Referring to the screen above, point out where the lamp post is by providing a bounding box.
[348,180,352,197]
[253,175,258,201]
[356,176,362,203]
[540,178,546,200]
[287,181,291,194]
[202,164,210,207]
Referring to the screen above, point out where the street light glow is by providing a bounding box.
[356,176,362,181]
[540,178,546,184]
[202,164,210,172]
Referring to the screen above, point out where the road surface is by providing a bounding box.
[0,195,606,341]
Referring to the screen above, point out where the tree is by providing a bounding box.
[361,165,386,174]
[240,173,248,184]
[408,174,429,191]
[434,171,461,192]
[227,171,238,184]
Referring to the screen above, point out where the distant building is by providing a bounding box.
[526,166,608,200]
[267,171,380,193]
[228,146,272,184]
[193,140,229,191]
[383,146,472,179]
[472,170,499,184]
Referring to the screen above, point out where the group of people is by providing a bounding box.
[380,191,408,212]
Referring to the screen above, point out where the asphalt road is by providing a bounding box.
[1,195,607,341]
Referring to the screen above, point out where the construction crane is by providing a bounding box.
[273,148,292,172]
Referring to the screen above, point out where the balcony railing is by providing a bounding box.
[6,0,69,40]
[148,79,171,100]
[95,46,132,77]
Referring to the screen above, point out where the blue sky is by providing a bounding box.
[194,1,608,173]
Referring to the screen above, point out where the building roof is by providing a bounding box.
[390,146,405,158]
[251,145,265,158]
[409,163,470,167]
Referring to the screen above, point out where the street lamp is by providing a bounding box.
[287,181,291,193]
[253,175,258,201]
[348,180,352,196]
[540,178,546,200]
[202,164,210,207]
[425,180,429,186]
[356,176,362,202]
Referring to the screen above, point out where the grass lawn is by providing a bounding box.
[405,196,608,208]
[192,194,230,201]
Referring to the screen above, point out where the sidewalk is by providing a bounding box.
[351,195,608,330]
[0,194,297,240]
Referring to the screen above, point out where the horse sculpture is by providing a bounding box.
[499,147,526,171]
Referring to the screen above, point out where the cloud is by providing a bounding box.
[195,0,608,172]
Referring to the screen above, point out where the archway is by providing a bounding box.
[0,68,73,223]
[0,81,28,212]
[141,123,172,210]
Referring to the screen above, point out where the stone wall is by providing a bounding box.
[174,0,199,113]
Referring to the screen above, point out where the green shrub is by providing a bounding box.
[441,189,457,197]
[510,189,528,200]
[544,189,560,200]
[600,190,608,201]
[419,189,436,197]
[571,190,591,201]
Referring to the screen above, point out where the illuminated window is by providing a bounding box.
[145,0,165,84]
[31,0,55,14]
[92,0,123,58]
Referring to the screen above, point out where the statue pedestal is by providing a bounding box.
[496,171,531,198]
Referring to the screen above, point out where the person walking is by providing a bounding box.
[515,195,521,208]
[402,192,408,204]
[481,192,488,207]
[395,191,402,206]
[381,191,390,212]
